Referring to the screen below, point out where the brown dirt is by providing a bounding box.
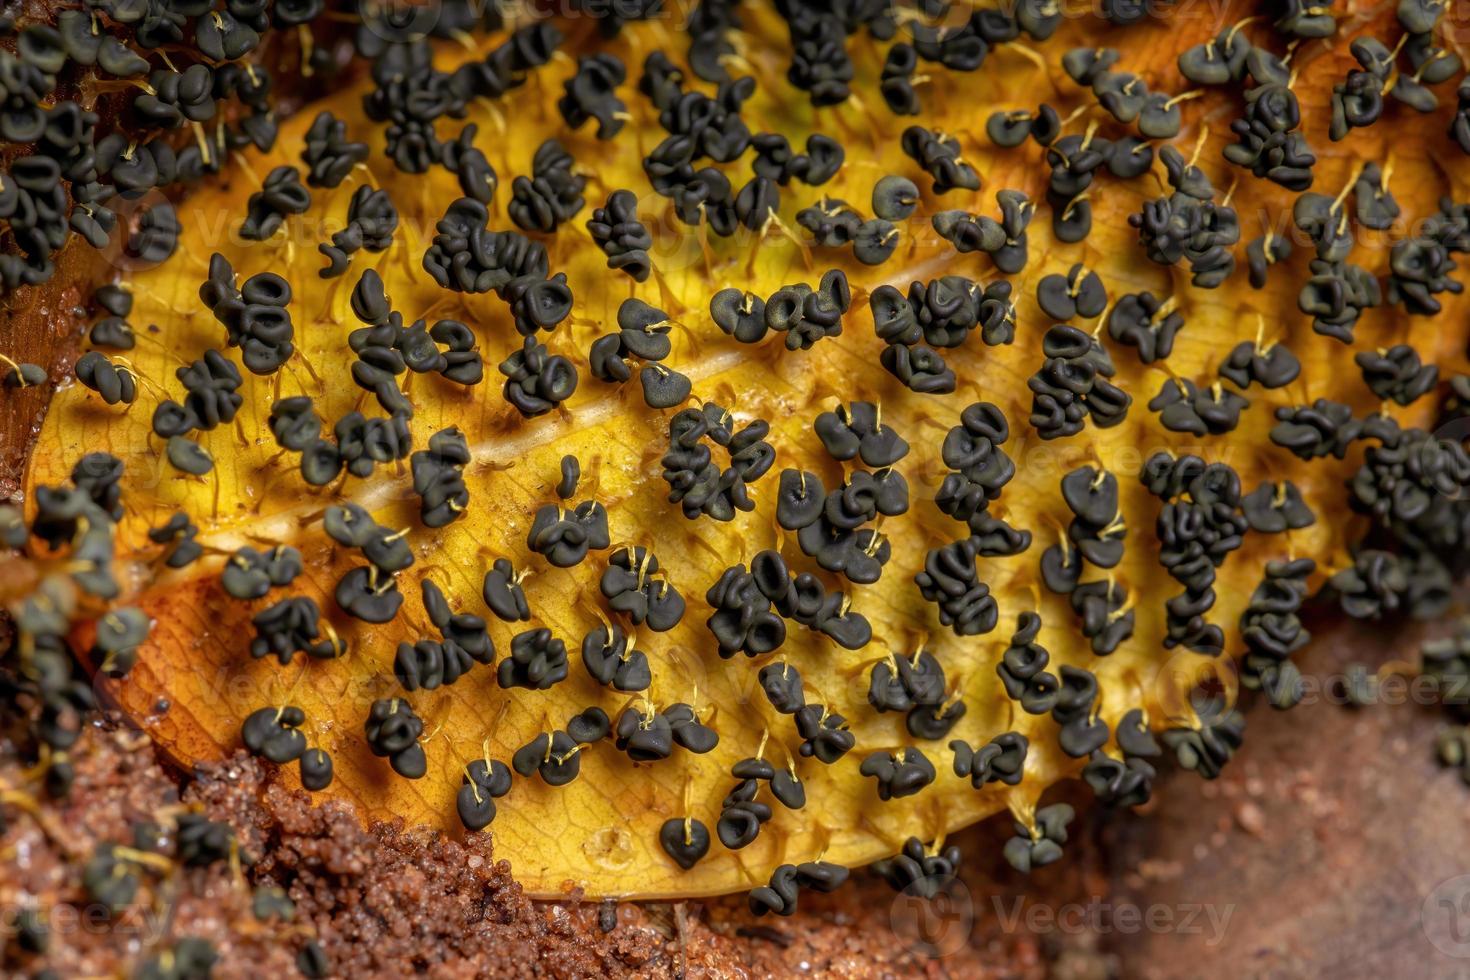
[2,715,1095,978]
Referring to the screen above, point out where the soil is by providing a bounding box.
[5,604,1468,978]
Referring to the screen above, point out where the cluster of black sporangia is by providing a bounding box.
[1333,8,1462,142]
[872,273,1018,355]
[1221,329,1301,391]
[240,164,311,240]
[868,647,966,740]
[394,579,493,692]
[1149,377,1250,437]
[422,197,575,341]
[1131,145,1239,289]
[1343,428,1470,618]
[582,619,651,692]
[1027,323,1131,440]
[1002,802,1074,873]
[526,494,609,573]
[500,335,579,417]
[1161,709,1247,780]
[362,16,559,175]
[1048,466,1133,656]
[250,593,344,666]
[932,189,1034,277]
[601,546,686,632]
[901,125,979,194]
[1287,178,1382,342]
[302,109,369,188]
[200,252,296,375]
[1356,345,1439,406]
[319,185,398,278]
[458,754,513,831]
[1142,453,1250,653]
[481,556,532,623]
[950,731,1028,788]
[1071,47,1195,141]
[608,700,716,763]
[322,501,411,623]
[439,121,498,208]
[660,401,775,521]
[148,511,204,568]
[221,543,303,601]
[771,0,870,107]
[1106,290,1183,363]
[1217,44,1316,192]
[559,53,628,140]
[868,268,1005,396]
[409,427,471,528]
[586,189,653,282]
[1049,665,1109,759]
[589,298,691,408]
[638,52,758,235]
[914,536,998,637]
[704,560,788,659]
[493,628,567,690]
[792,178,907,266]
[934,402,1025,554]
[860,746,936,801]
[1037,263,1107,322]
[1386,197,1470,318]
[365,697,428,778]
[747,859,848,917]
[752,131,844,188]
[709,549,873,654]
[86,283,136,350]
[872,836,964,898]
[1081,707,1159,808]
[508,139,587,233]
[150,350,245,464]
[793,699,856,765]
[1237,557,1317,709]
[709,268,851,351]
[242,704,333,787]
[347,268,484,415]
[774,410,908,586]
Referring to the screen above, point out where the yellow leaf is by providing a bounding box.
[26,9,1470,900]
